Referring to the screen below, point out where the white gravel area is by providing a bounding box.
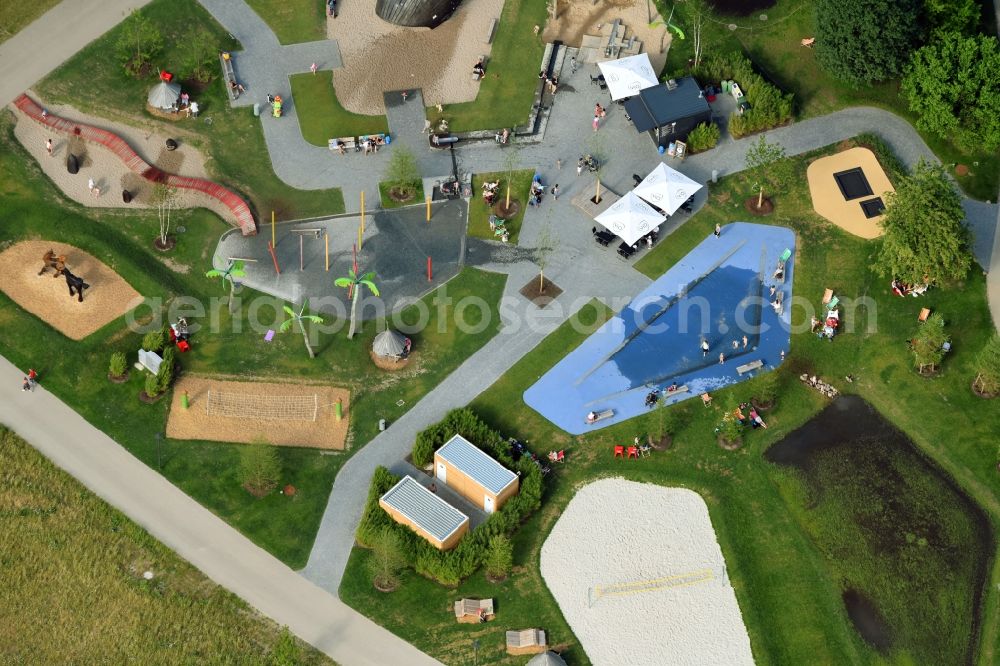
[326,0,506,113]
[540,478,754,665]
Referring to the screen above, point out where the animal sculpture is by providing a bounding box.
[38,249,68,277]
[63,268,90,302]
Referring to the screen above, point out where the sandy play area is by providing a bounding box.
[540,479,754,665]
[0,241,143,340]
[543,0,670,73]
[807,147,894,239]
[166,376,350,449]
[327,0,507,112]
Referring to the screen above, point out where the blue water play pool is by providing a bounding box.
[524,222,795,434]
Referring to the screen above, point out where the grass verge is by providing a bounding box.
[468,170,534,244]
[0,0,59,44]
[0,428,331,664]
[378,180,426,209]
[245,0,327,44]
[290,71,389,145]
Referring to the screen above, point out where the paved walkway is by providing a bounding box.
[0,355,440,666]
[0,0,152,108]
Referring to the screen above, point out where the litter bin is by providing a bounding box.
[378,418,386,431]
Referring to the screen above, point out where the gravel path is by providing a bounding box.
[539,478,754,665]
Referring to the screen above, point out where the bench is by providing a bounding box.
[329,137,355,152]
[220,52,238,101]
[664,384,690,397]
[455,598,494,623]
[737,359,764,376]
[358,133,388,152]
[486,18,499,44]
[506,629,547,656]
[472,55,489,81]
[586,409,614,424]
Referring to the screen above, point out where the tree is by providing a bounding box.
[269,627,301,666]
[484,534,513,581]
[116,9,164,77]
[685,0,709,68]
[206,259,247,314]
[109,351,127,378]
[924,0,980,36]
[911,313,949,373]
[586,132,606,203]
[876,160,971,284]
[384,146,420,200]
[744,136,790,209]
[534,223,554,293]
[156,345,176,394]
[972,336,1000,396]
[367,527,405,591]
[751,370,779,408]
[280,303,324,359]
[182,28,218,83]
[335,268,380,339]
[717,410,743,447]
[902,33,1000,152]
[143,373,160,398]
[142,328,164,352]
[500,142,522,212]
[151,183,177,249]
[239,439,281,497]
[655,401,686,447]
[815,0,924,85]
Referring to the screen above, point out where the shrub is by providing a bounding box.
[108,352,127,378]
[181,28,218,83]
[141,329,164,353]
[717,410,743,444]
[157,346,176,394]
[239,439,281,497]
[752,371,779,406]
[368,528,406,591]
[686,122,720,153]
[115,9,163,77]
[484,535,513,580]
[384,146,421,198]
[694,53,793,137]
[143,373,160,398]
[972,336,1000,396]
[412,407,500,467]
[911,314,949,373]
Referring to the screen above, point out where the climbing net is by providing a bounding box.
[205,390,318,422]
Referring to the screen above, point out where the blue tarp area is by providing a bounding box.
[524,222,796,434]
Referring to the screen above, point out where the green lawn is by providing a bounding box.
[341,137,1000,664]
[35,0,344,220]
[0,428,331,665]
[245,0,327,44]
[468,170,534,244]
[656,0,1000,200]
[0,0,59,44]
[430,0,549,132]
[290,71,389,146]
[0,113,505,568]
[378,180,426,209]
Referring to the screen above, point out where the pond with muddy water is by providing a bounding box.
[766,395,991,663]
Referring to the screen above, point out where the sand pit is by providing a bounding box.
[166,376,350,449]
[326,0,507,112]
[807,147,894,239]
[543,0,671,73]
[0,241,143,340]
[540,479,754,665]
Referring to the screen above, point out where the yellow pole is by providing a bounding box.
[426,195,431,222]
[357,224,362,252]
[325,232,329,271]
[271,210,275,247]
[360,191,365,235]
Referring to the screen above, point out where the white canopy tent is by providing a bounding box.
[633,163,703,215]
[147,81,181,110]
[593,191,666,246]
[597,53,659,101]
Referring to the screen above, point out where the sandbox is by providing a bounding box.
[166,376,350,449]
[0,241,142,340]
[540,479,753,665]
[807,147,894,239]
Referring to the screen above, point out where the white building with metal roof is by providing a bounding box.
[434,434,519,514]
[379,476,469,550]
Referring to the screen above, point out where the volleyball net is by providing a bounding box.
[205,389,319,422]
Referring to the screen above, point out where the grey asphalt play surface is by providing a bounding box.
[215,199,467,317]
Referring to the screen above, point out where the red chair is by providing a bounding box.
[627,446,639,459]
[177,339,191,352]
[555,450,565,463]
[613,445,625,459]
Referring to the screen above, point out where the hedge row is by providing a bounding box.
[686,122,721,153]
[357,409,543,586]
[695,53,794,137]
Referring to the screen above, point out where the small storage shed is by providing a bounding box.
[379,476,469,550]
[434,434,519,514]
[624,77,712,149]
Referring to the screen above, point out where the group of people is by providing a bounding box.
[891,278,931,297]
[21,368,38,392]
[528,175,554,206]
[734,402,767,429]
[228,79,246,99]
[473,58,487,79]
[538,70,559,94]
[481,178,500,206]
[811,308,840,340]
[494,127,510,144]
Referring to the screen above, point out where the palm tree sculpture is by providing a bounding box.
[206,259,247,313]
[280,303,324,359]
[334,268,380,339]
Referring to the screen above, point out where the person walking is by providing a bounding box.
[551,184,560,200]
[701,339,709,357]
[310,62,318,75]
[593,114,600,131]
[719,352,726,365]
[742,335,748,350]
[714,223,721,238]
[27,368,38,390]
[45,138,53,156]
[577,158,584,176]
[22,377,31,392]
[732,340,739,351]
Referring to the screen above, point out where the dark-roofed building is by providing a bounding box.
[379,476,470,550]
[624,77,712,148]
[434,434,519,514]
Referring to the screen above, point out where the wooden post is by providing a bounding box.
[325,232,329,271]
[357,223,362,252]
[271,210,275,248]
[299,235,304,271]
[335,397,343,421]
[427,256,432,282]
[426,195,431,222]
